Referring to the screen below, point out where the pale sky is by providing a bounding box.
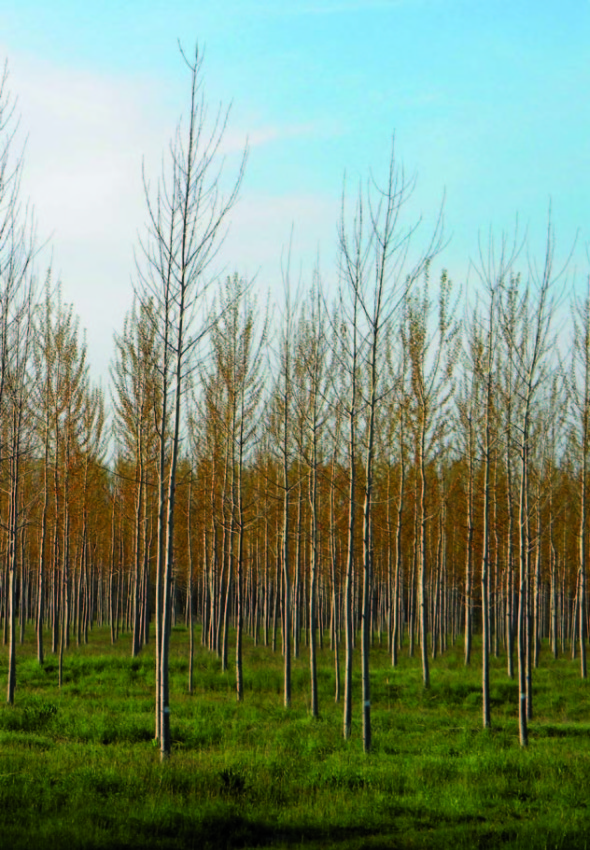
[0,0,588,378]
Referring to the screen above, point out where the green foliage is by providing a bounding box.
[2,627,590,848]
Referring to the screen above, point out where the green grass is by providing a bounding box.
[2,624,590,848]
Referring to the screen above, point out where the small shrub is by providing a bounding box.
[219,767,247,797]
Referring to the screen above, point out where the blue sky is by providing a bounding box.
[0,0,588,375]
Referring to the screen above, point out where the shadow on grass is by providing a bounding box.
[3,808,590,850]
[1,810,382,850]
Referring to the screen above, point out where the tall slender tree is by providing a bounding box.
[201,274,266,701]
[294,278,331,718]
[406,270,460,691]
[499,218,562,746]
[571,275,590,679]
[0,62,36,701]
[269,263,298,710]
[111,299,159,658]
[470,230,521,727]
[136,45,246,760]
[337,144,443,749]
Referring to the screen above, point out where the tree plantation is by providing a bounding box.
[2,47,590,848]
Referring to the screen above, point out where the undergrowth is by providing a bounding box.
[1,624,590,848]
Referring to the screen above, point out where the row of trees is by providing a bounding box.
[0,51,587,760]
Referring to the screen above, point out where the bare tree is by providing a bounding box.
[406,270,460,691]
[499,217,564,746]
[294,277,331,717]
[337,143,442,750]
[470,229,521,727]
[571,274,590,679]
[269,264,298,710]
[111,298,159,658]
[201,274,266,701]
[0,62,36,703]
[5,276,34,704]
[136,45,246,760]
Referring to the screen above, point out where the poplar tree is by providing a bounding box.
[406,270,460,690]
[470,231,521,727]
[269,270,297,709]
[111,299,159,657]
[499,218,562,746]
[136,45,245,760]
[294,279,331,717]
[0,63,36,703]
[571,276,590,679]
[338,144,442,749]
[201,274,266,701]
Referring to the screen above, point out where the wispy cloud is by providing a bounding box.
[221,119,334,155]
[0,51,171,374]
[1,50,340,374]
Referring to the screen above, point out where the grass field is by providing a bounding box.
[1,625,590,849]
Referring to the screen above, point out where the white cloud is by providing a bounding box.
[0,53,173,377]
[217,116,333,159]
[0,50,341,380]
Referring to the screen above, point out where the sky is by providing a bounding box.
[0,0,588,379]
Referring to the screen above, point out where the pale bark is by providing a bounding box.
[137,47,245,759]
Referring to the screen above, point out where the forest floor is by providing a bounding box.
[1,625,590,849]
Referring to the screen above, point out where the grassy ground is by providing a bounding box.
[1,624,590,849]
